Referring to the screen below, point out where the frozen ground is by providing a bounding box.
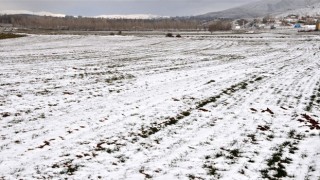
[0,33,319,179]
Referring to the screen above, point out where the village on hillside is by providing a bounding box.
[233,14,320,32]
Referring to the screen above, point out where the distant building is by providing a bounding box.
[234,25,241,30]
[287,14,299,19]
[284,14,299,24]
[304,25,316,31]
[294,24,302,28]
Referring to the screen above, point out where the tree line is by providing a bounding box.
[0,14,232,32]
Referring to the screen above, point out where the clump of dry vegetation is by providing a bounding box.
[0,33,26,40]
[208,20,232,33]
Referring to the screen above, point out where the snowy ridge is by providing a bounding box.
[0,10,167,19]
[0,34,319,179]
[0,10,66,17]
[94,14,168,19]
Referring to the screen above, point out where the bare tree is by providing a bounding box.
[208,20,232,33]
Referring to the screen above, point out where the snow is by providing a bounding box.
[0,10,167,19]
[0,33,320,179]
[0,10,66,17]
[276,2,320,17]
[94,14,168,19]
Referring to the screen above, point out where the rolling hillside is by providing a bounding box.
[198,0,320,19]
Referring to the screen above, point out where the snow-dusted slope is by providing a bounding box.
[0,34,319,179]
[0,10,66,17]
[95,14,167,19]
[199,0,320,19]
[0,10,166,19]
[275,2,320,17]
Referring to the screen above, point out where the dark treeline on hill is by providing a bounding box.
[0,14,211,31]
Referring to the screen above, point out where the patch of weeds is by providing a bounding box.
[308,166,316,172]
[197,77,256,108]
[61,164,81,175]
[255,77,263,81]
[181,111,191,117]
[274,165,288,178]
[138,109,192,138]
[215,152,224,158]
[294,133,304,140]
[298,114,320,130]
[247,134,257,144]
[240,82,248,89]
[281,141,291,148]
[187,174,204,180]
[1,112,11,118]
[36,89,51,96]
[115,154,128,163]
[203,164,220,178]
[261,141,296,179]
[260,169,269,179]
[0,33,26,40]
[139,125,160,138]
[205,80,215,85]
[262,108,274,115]
[38,141,50,149]
[310,133,317,137]
[267,134,274,140]
[288,130,296,138]
[229,149,241,158]
[39,113,46,119]
[8,118,23,124]
[267,152,282,167]
[282,157,293,164]
[187,174,196,179]
[301,153,308,159]
[305,86,320,112]
[305,104,312,112]
[239,169,245,174]
[197,96,218,109]
[257,125,270,131]
[289,146,299,154]
[139,167,153,179]
[105,74,135,83]
[208,165,218,176]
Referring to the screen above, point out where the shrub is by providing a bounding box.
[165,33,174,37]
[0,33,26,40]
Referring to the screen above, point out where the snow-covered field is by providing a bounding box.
[0,34,319,179]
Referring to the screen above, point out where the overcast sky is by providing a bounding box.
[0,0,261,16]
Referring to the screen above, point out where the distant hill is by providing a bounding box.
[0,10,167,20]
[0,10,66,17]
[94,14,168,19]
[198,0,320,19]
[275,2,320,17]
